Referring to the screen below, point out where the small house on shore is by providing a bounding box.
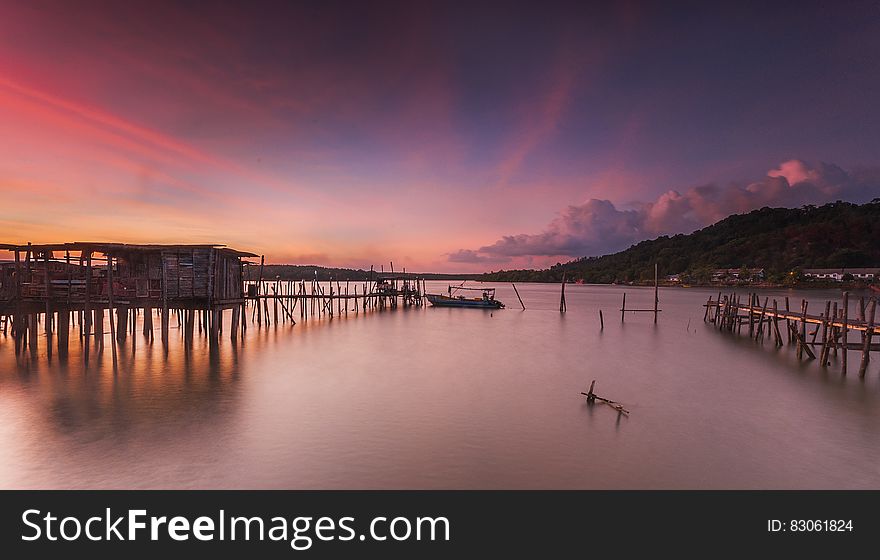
[802,268,880,281]
[711,268,765,283]
[0,242,257,315]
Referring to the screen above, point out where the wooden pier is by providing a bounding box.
[0,242,426,365]
[704,291,878,377]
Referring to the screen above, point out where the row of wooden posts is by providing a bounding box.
[247,275,427,328]
[3,274,427,366]
[525,263,662,325]
[705,291,878,377]
[6,305,235,358]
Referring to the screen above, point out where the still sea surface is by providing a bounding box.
[2,282,879,489]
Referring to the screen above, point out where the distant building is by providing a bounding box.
[802,268,880,281]
[711,268,765,282]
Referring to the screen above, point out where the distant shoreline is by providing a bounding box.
[471,279,877,291]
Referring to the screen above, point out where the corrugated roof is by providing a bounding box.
[0,242,258,258]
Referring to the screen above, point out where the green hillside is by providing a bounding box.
[480,200,880,284]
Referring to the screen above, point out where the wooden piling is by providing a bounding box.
[106,256,118,369]
[559,274,566,313]
[116,305,128,343]
[755,297,768,341]
[859,298,876,378]
[231,305,240,341]
[653,262,659,323]
[748,293,755,336]
[94,307,104,349]
[771,300,782,346]
[842,292,849,374]
[511,283,525,310]
[143,305,153,337]
[28,313,38,357]
[784,296,791,344]
[58,309,70,357]
[161,255,169,348]
[819,300,832,366]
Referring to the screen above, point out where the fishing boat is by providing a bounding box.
[426,286,505,309]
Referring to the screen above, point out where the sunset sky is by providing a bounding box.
[2,1,879,271]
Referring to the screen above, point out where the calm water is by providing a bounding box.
[2,282,880,489]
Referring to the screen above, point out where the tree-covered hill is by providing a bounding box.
[480,200,880,284]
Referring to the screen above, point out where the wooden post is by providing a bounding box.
[274,281,279,324]
[65,250,72,306]
[747,293,753,335]
[784,296,791,344]
[116,305,128,343]
[43,251,52,336]
[797,300,806,359]
[28,313,38,356]
[755,297,768,341]
[58,309,70,358]
[231,305,240,341]
[831,301,839,357]
[621,292,626,322]
[772,300,782,346]
[801,300,810,358]
[819,301,832,367]
[789,322,816,360]
[859,297,866,346]
[161,253,169,348]
[210,308,220,345]
[84,252,92,362]
[143,304,153,338]
[859,298,876,378]
[653,262,659,323]
[12,248,21,354]
[842,292,849,375]
[106,255,117,369]
[94,307,104,349]
[559,273,566,313]
[255,255,264,325]
[185,309,195,345]
[599,309,604,330]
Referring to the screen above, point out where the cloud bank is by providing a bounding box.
[451,160,880,264]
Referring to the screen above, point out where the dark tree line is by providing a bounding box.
[480,201,880,284]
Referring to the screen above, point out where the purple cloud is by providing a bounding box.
[447,249,511,264]
[453,160,880,262]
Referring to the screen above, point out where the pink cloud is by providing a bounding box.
[454,160,880,262]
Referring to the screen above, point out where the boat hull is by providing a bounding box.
[426,294,504,309]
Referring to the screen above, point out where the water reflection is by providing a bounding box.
[1,283,880,489]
